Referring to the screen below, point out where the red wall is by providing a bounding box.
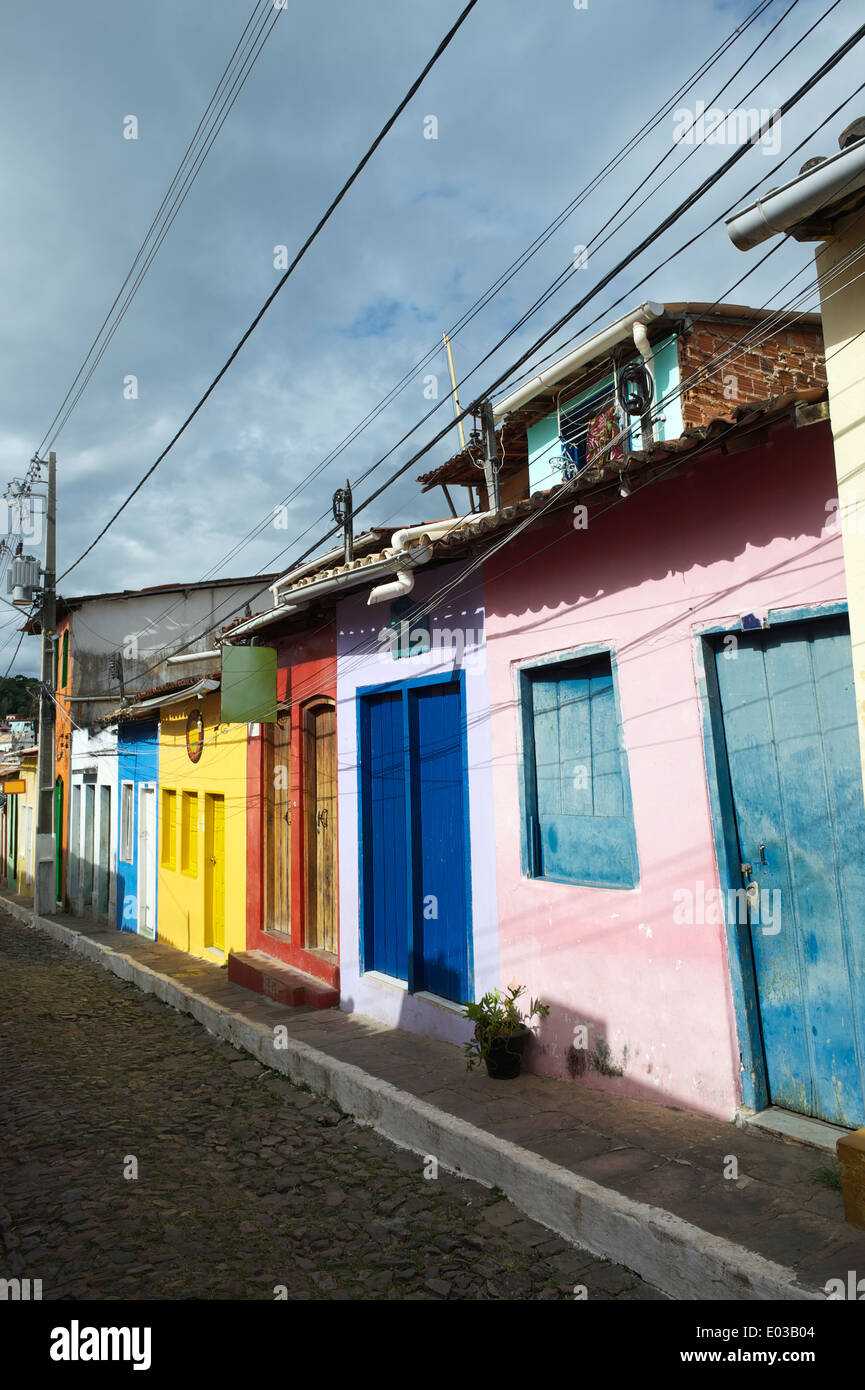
[246,621,338,986]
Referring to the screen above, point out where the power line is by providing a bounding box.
[57,0,481,584]
[98,0,795,646]
[91,159,865,703]
[41,25,865,685]
[150,0,791,591]
[38,0,281,456]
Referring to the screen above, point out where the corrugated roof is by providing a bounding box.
[97,671,221,724]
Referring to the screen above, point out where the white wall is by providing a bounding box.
[65,580,275,726]
[69,725,119,923]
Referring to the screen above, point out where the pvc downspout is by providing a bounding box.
[725,134,865,250]
[366,514,496,606]
[632,319,656,445]
[492,302,665,421]
[365,570,415,605]
[632,319,655,392]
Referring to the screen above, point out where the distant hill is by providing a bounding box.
[0,674,38,720]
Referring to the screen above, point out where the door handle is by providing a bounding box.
[759,842,767,866]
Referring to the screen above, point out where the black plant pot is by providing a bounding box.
[484,1026,530,1080]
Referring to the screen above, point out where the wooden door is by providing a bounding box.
[205,793,226,951]
[7,795,18,893]
[68,784,80,903]
[83,783,95,906]
[359,692,408,981]
[409,680,470,1004]
[138,786,156,939]
[96,786,111,916]
[715,615,865,1127]
[303,701,337,953]
[263,714,291,934]
[54,779,63,902]
[359,679,471,1003]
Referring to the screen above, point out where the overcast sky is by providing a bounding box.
[0,0,860,674]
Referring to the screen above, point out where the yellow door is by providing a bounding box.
[205,793,225,951]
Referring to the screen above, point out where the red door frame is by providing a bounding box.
[246,623,338,987]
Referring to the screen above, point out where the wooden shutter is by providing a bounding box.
[529,656,638,888]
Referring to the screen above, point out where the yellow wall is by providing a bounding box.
[156,692,248,960]
[816,211,865,783]
[15,755,39,899]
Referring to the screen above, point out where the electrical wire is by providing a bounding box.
[37,0,282,456]
[91,15,864,666]
[56,0,482,584]
[27,24,865,685]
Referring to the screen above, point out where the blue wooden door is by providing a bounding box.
[360,678,471,1003]
[360,691,408,983]
[715,615,865,1127]
[408,681,470,1002]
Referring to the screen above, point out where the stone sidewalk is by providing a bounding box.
[4,891,864,1300]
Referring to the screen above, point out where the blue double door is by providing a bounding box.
[714,614,865,1128]
[359,674,472,1004]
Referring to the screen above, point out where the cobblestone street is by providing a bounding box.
[0,915,663,1301]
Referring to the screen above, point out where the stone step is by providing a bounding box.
[228,950,338,1010]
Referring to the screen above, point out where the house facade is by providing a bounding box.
[28,572,280,910]
[156,687,247,961]
[243,619,339,986]
[117,718,159,939]
[68,725,118,923]
[417,298,864,1127]
[726,117,865,792]
[335,560,498,1044]
[483,411,863,1125]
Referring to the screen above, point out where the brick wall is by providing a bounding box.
[677,316,826,429]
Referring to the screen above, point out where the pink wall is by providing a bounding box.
[483,420,846,1119]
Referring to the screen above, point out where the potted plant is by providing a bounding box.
[463,983,549,1080]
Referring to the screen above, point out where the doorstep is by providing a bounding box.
[737,1105,851,1154]
[5,888,864,1301]
[228,950,338,1010]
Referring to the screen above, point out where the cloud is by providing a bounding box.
[0,0,855,674]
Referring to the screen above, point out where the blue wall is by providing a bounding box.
[117,719,159,934]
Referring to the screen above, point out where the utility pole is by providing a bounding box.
[332,480,353,566]
[480,397,501,513]
[443,332,466,452]
[34,451,56,917]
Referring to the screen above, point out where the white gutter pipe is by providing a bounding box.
[492,302,665,421]
[224,548,436,639]
[632,319,655,393]
[166,649,221,665]
[366,514,496,606]
[725,134,865,251]
[366,570,416,605]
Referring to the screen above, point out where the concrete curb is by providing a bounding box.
[11,901,821,1302]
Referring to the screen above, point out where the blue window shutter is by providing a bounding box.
[527,655,638,888]
[390,596,430,660]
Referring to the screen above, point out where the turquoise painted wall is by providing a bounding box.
[526,335,682,494]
